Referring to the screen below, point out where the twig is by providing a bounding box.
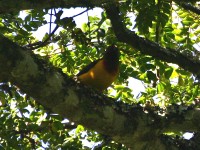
[71,8,90,18]
[24,9,90,50]
[49,9,53,38]
[24,25,59,50]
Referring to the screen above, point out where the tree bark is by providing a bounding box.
[1,0,200,77]
[1,0,200,149]
[1,34,200,149]
[0,0,113,14]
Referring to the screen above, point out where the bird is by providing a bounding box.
[77,45,119,91]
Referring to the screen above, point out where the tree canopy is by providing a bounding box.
[0,0,200,149]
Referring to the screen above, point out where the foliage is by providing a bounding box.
[0,0,200,149]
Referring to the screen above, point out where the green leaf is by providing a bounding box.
[147,71,157,81]
[52,121,64,131]
[157,82,165,93]
[76,125,84,134]
[165,67,173,79]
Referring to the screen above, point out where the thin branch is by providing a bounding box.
[23,25,59,50]
[71,8,90,18]
[23,9,90,51]
[49,9,53,38]
[155,0,161,43]
[176,2,200,15]
[35,24,59,48]
[87,10,91,39]
[104,4,200,78]
[63,123,77,129]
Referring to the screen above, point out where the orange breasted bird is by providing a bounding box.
[77,45,119,91]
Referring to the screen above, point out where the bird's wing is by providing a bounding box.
[77,59,101,76]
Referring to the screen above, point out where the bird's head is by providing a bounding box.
[103,45,119,74]
[103,45,119,62]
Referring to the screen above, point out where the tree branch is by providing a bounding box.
[23,25,59,50]
[0,1,199,149]
[0,34,146,149]
[1,0,198,15]
[176,2,200,15]
[1,34,200,149]
[0,0,114,14]
[174,0,200,3]
[104,4,200,78]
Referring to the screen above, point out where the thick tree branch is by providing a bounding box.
[0,34,160,149]
[1,34,200,149]
[0,0,113,14]
[0,1,200,149]
[174,0,200,3]
[105,4,200,78]
[1,0,199,16]
[164,107,200,133]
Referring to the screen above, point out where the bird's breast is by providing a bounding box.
[77,60,118,91]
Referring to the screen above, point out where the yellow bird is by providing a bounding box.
[77,45,119,91]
